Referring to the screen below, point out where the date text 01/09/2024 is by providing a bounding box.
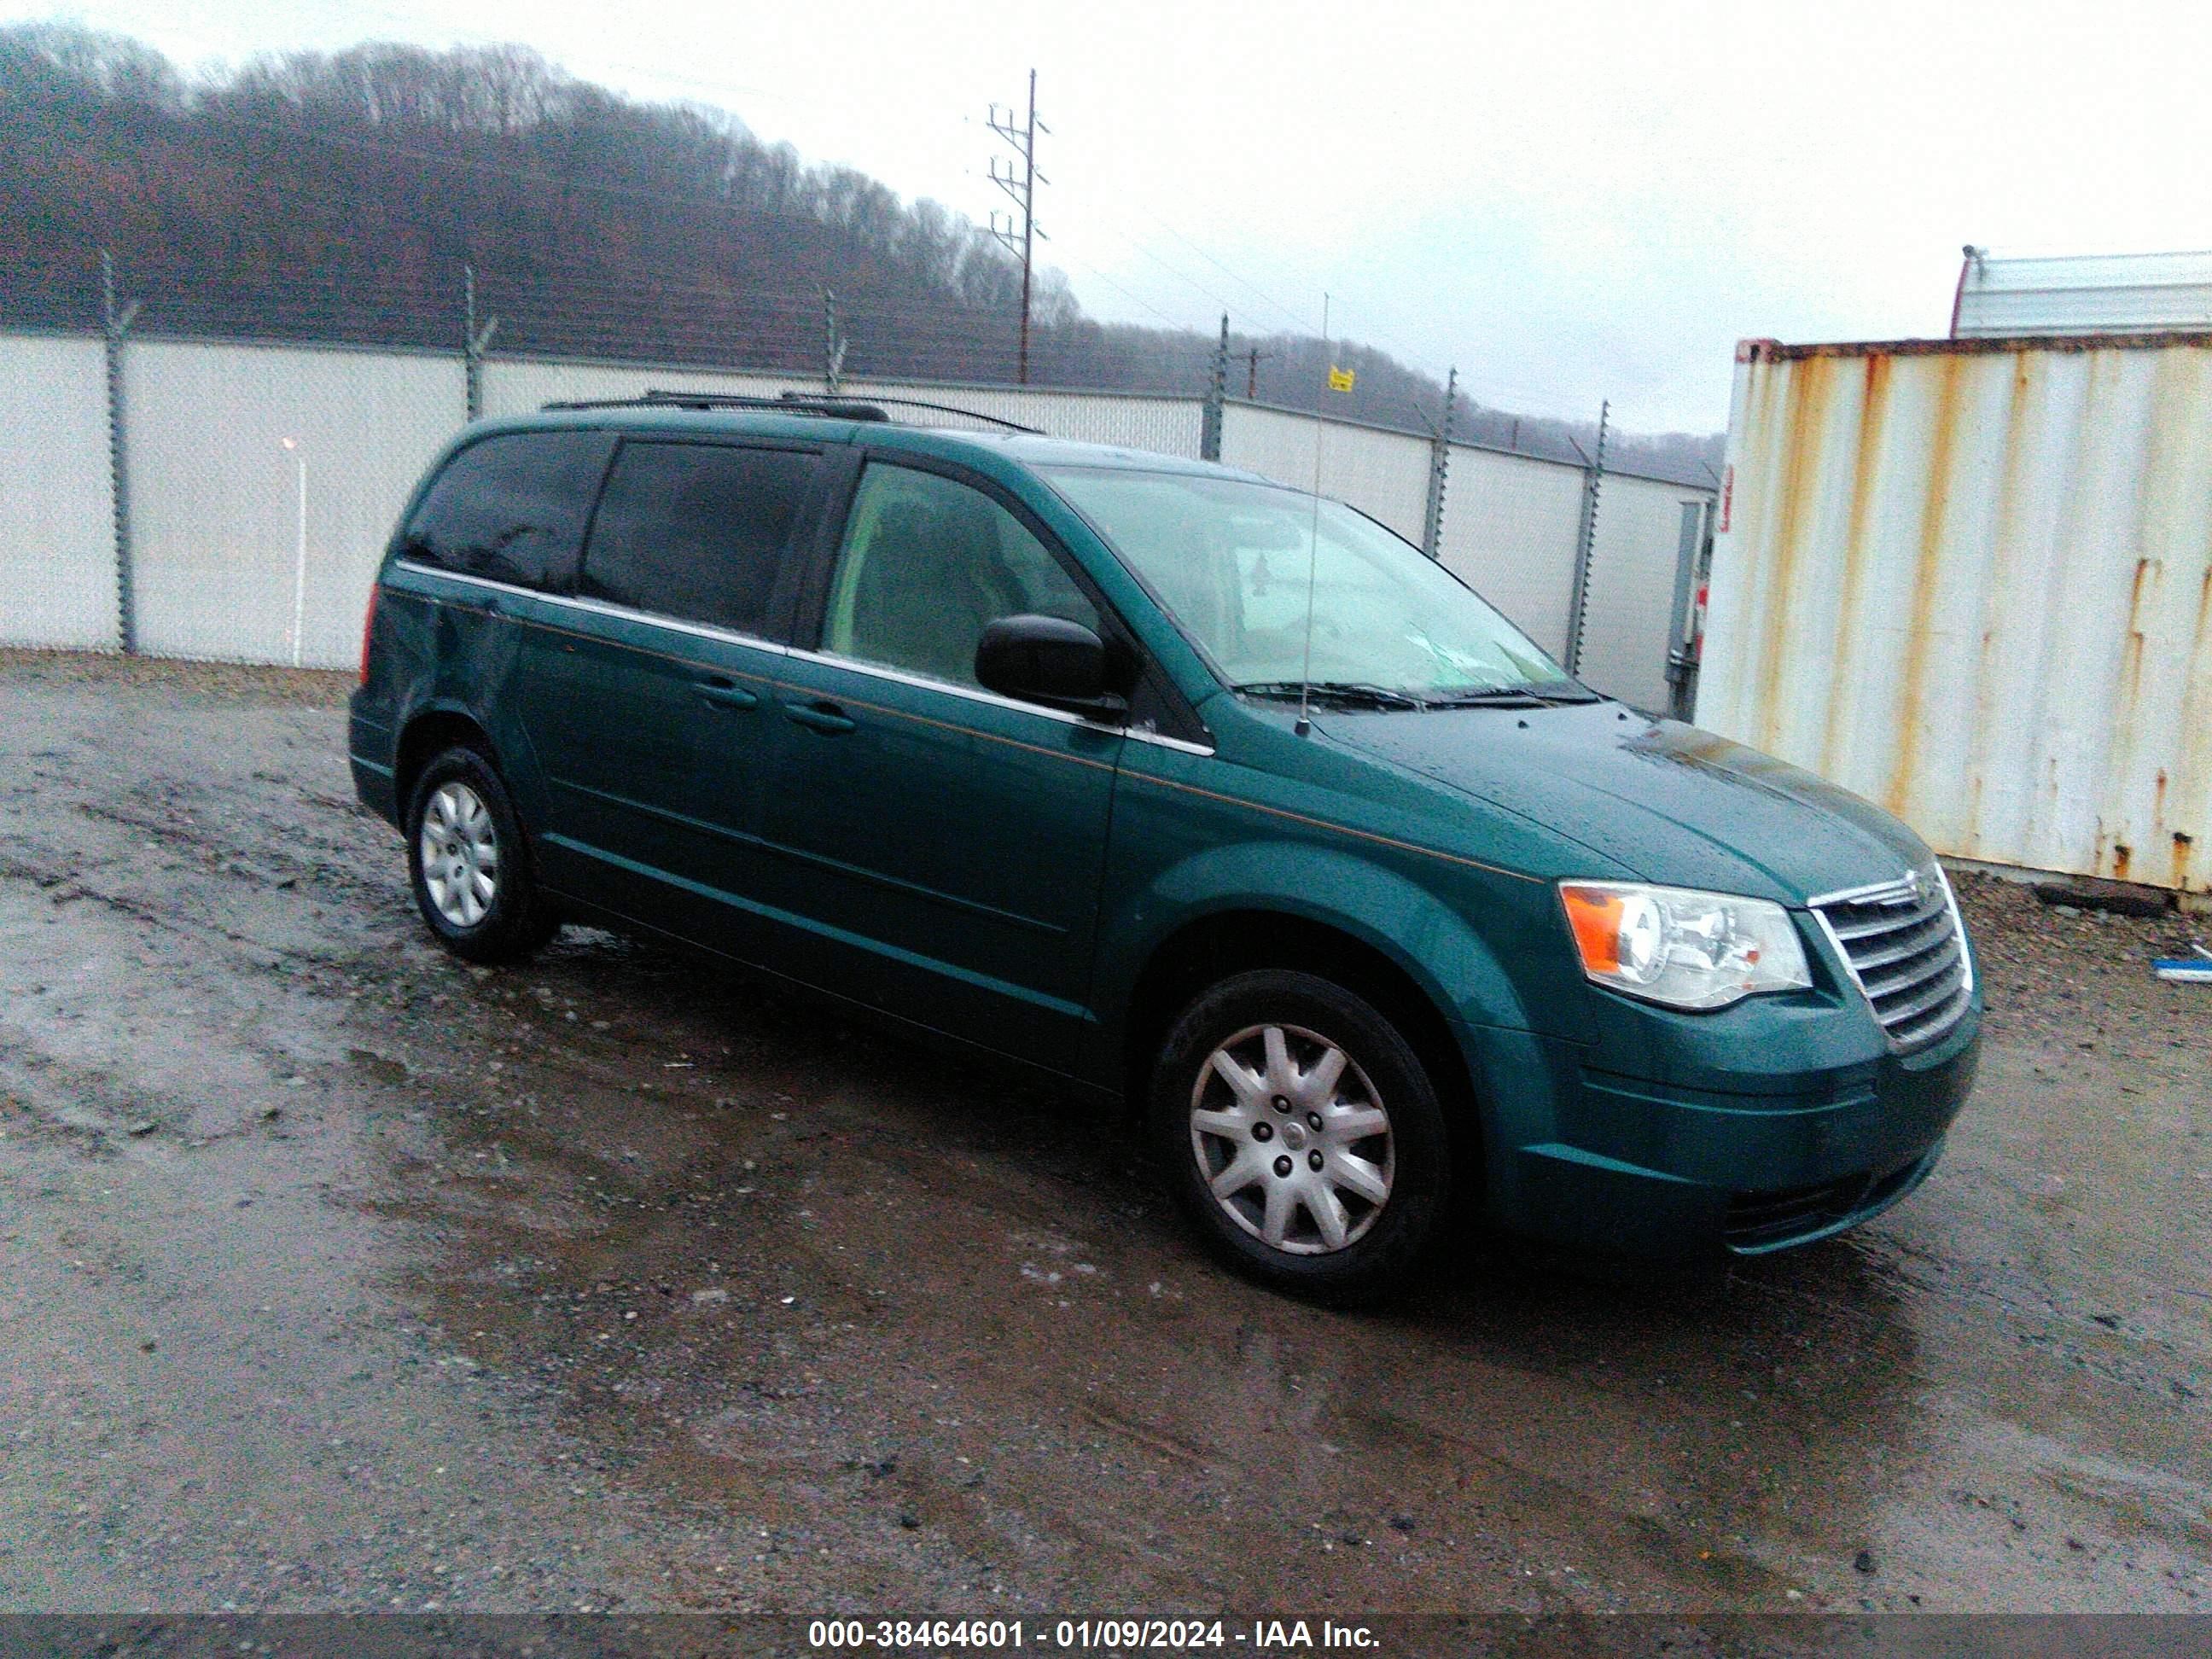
[804,1619,1382,1652]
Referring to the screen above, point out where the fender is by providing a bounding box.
[1087,835,1568,1079]
[380,581,550,832]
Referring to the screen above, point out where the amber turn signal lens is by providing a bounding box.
[1561,885,1623,974]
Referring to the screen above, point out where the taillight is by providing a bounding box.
[358,585,379,686]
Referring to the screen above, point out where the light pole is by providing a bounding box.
[281,437,306,667]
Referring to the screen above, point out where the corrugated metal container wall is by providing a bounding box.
[125,341,464,667]
[1432,444,1586,650]
[1576,472,1708,712]
[0,335,118,650]
[1700,335,2212,895]
[1217,404,1433,543]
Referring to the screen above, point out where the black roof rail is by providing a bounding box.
[858,396,1043,434]
[541,389,891,421]
[539,387,1044,434]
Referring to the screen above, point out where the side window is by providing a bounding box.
[399,430,613,591]
[823,463,1099,690]
[579,441,822,636]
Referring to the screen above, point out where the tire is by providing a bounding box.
[404,745,559,964]
[1147,969,1452,1306]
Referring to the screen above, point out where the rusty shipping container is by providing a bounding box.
[1697,332,2212,898]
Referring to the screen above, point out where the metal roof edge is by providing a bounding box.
[1746,330,2212,361]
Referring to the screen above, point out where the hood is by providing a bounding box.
[1315,701,1930,905]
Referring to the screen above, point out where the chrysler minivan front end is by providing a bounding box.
[1045,459,1982,1273]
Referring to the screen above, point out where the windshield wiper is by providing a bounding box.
[1422,685,1549,707]
[1426,683,1601,708]
[1235,680,1429,712]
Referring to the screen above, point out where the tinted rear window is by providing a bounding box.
[579,441,822,636]
[399,430,614,591]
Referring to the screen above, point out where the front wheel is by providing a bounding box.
[1148,969,1452,1304]
[405,745,558,964]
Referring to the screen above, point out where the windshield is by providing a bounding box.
[1043,467,1577,702]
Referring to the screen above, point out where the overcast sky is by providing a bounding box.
[14,0,2212,433]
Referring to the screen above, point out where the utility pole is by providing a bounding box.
[987,69,1047,385]
[1245,346,1276,400]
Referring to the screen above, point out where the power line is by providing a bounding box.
[1142,216,1314,335]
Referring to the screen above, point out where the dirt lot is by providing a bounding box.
[0,649,2205,1616]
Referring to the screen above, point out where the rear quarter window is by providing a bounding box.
[398,430,615,591]
[579,440,824,637]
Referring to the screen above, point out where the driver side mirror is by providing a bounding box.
[975,614,1126,720]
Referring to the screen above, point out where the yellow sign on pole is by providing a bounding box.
[1327,366,1355,393]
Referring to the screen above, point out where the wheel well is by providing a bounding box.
[394,710,493,816]
[1121,911,1481,1138]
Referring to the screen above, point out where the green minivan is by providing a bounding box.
[349,394,1980,1301]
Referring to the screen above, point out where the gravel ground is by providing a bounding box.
[0,649,2205,1616]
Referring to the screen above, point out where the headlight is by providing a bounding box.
[1558,882,1811,1011]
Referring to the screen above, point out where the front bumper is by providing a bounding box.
[1461,998,1981,1262]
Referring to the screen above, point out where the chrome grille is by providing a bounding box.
[1811,866,1973,1051]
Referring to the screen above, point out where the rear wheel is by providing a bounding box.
[405,746,557,963]
[1149,969,1451,1304]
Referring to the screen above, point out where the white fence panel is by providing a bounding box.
[0,335,116,650]
[482,360,810,420]
[1435,445,1586,655]
[1217,403,1432,541]
[125,341,464,668]
[847,381,1207,457]
[1576,473,1705,712]
[486,358,1207,457]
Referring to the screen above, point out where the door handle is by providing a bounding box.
[693,677,760,711]
[782,698,856,735]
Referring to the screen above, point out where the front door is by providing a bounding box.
[754,459,1124,1069]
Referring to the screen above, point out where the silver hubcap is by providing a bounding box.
[419,781,498,928]
[1190,1022,1394,1256]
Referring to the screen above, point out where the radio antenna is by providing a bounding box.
[1296,293,1330,738]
